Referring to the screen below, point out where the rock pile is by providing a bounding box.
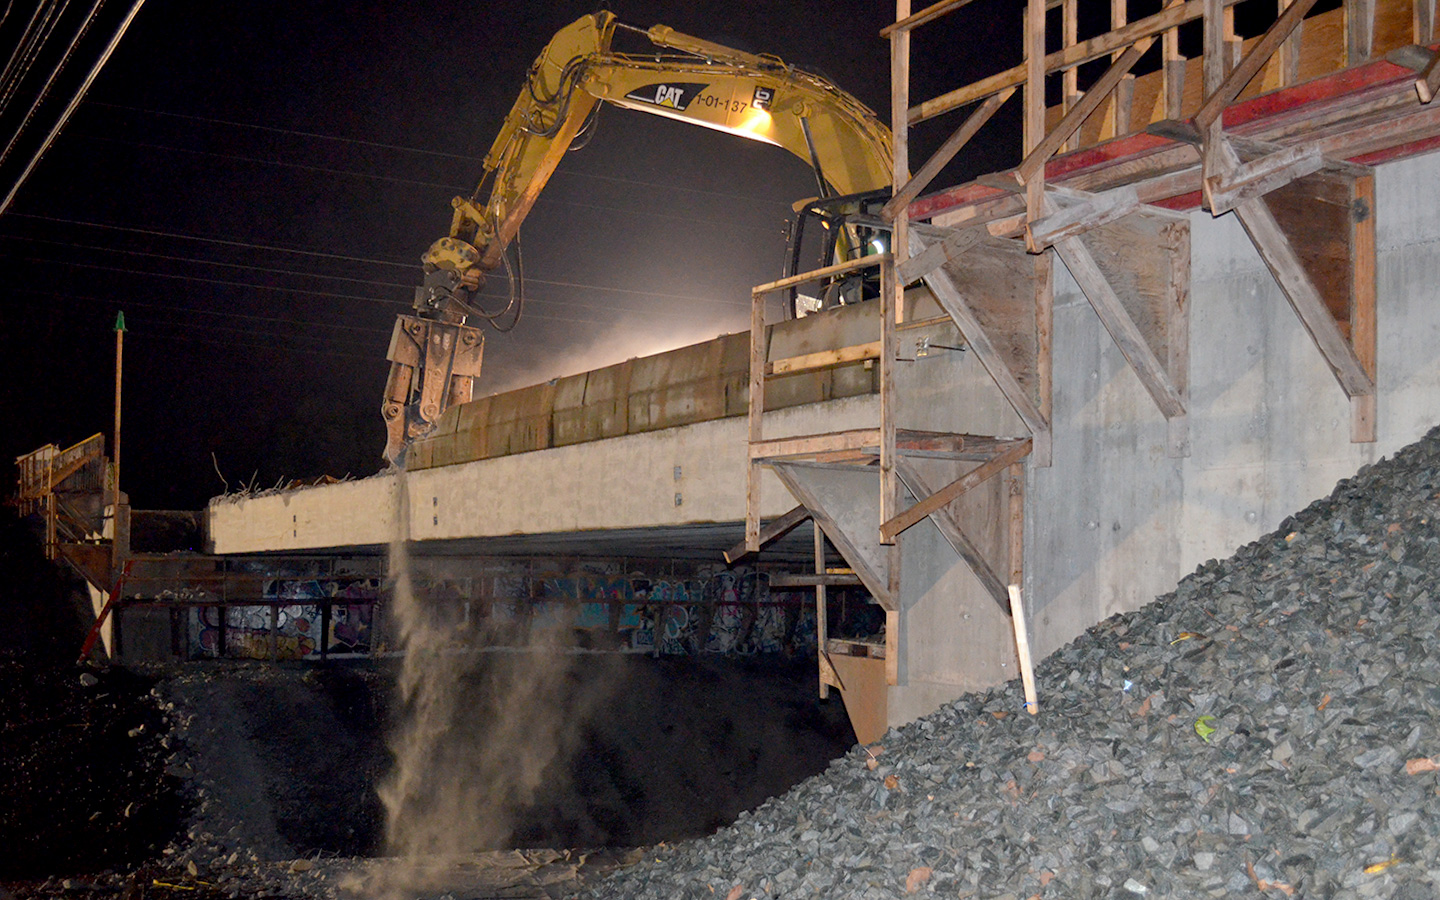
[584,428,1440,900]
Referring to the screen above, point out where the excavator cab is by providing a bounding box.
[781,188,892,319]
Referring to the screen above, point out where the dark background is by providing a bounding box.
[0,0,1028,510]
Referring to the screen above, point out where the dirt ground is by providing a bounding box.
[0,511,856,899]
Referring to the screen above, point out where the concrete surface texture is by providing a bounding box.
[207,148,1440,731]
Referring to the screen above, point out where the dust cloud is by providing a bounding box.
[359,473,606,900]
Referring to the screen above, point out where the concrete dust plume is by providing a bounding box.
[361,474,604,899]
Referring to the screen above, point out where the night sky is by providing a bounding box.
[0,0,1023,510]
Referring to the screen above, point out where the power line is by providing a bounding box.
[1,230,754,307]
[8,286,395,336]
[89,101,798,205]
[2,253,743,328]
[10,212,420,267]
[0,231,418,291]
[71,132,789,232]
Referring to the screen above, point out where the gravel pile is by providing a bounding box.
[585,428,1440,900]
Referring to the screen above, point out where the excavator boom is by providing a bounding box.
[383,11,895,465]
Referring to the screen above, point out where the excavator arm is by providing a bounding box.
[383,11,894,465]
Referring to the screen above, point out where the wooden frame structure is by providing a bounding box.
[745,251,1033,722]
[885,0,1419,449]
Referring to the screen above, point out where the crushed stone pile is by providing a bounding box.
[584,427,1440,900]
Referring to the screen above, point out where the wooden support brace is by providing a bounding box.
[894,459,1011,612]
[1194,0,1321,131]
[1054,235,1188,420]
[1027,185,1143,251]
[772,465,895,611]
[725,504,810,564]
[1203,142,1326,214]
[879,439,1032,543]
[883,88,1014,222]
[1231,192,1377,436]
[896,225,985,283]
[814,520,832,698]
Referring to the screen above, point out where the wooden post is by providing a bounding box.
[1008,584,1039,714]
[1163,0,1185,119]
[1109,0,1135,138]
[1063,0,1080,152]
[1006,463,1025,588]
[814,521,829,699]
[891,0,911,325]
[1417,0,1436,44]
[879,257,898,541]
[746,284,766,551]
[1346,0,1376,65]
[1025,0,1047,223]
[112,312,125,577]
[1278,0,1303,87]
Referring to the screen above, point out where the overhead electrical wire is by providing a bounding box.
[0,0,150,217]
[2,252,743,329]
[0,0,105,172]
[0,222,753,307]
[88,101,797,205]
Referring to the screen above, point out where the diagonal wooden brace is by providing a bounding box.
[879,439,1032,543]
[1203,142,1325,214]
[894,459,1012,613]
[1027,185,1143,251]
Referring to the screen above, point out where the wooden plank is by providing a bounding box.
[880,257,899,543]
[814,519,829,698]
[751,428,882,460]
[1006,462,1025,587]
[1350,172,1378,442]
[1278,0,1304,87]
[1008,584,1040,714]
[1025,0,1046,154]
[1165,215,1193,458]
[1027,185,1143,250]
[1034,252,1054,467]
[771,573,864,587]
[1064,0,1081,152]
[1203,141,1326,213]
[1054,234,1187,419]
[745,280,766,551]
[1017,38,1156,186]
[883,88,1014,221]
[894,459,1011,611]
[1164,0,1186,119]
[1195,0,1321,130]
[896,224,985,283]
[1347,0,1377,64]
[772,465,894,610]
[1109,0,1134,138]
[752,254,889,298]
[768,341,882,376]
[879,439,1032,542]
[725,504,810,564]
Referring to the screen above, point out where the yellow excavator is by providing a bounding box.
[382,10,894,465]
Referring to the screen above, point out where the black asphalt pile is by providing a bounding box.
[586,428,1440,900]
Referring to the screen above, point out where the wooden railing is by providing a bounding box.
[885,0,1438,221]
